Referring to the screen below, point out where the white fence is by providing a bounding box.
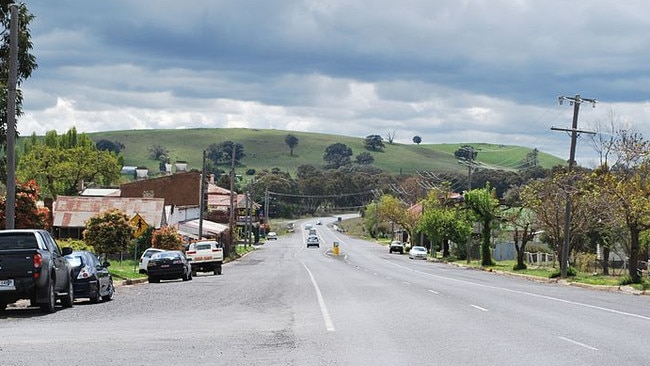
[525,252,555,266]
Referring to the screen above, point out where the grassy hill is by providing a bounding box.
[85,128,565,176]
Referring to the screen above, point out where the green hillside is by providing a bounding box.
[85,128,565,176]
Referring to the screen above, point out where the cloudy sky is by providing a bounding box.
[17,1,650,166]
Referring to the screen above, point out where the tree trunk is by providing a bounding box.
[442,239,450,257]
[481,220,492,266]
[629,228,641,282]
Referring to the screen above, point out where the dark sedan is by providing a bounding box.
[64,250,114,303]
[147,250,192,283]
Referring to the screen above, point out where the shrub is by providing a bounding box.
[574,252,597,273]
[550,266,577,278]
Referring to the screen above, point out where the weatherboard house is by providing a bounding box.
[52,196,166,240]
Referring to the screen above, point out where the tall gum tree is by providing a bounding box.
[463,182,501,266]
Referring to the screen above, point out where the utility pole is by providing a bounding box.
[198,150,206,240]
[552,94,596,278]
[228,145,236,257]
[459,146,476,264]
[5,4,19,229]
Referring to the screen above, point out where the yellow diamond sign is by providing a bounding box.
[130,213,149,238]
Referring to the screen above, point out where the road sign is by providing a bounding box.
[130,213,149,238]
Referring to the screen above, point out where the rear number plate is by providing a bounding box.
[0,279,14,287]
[161,265,170,268]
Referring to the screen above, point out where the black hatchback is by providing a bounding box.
[64,250,114,303]
[147,250,192,283]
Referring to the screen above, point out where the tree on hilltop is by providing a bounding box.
[285,134,299,156]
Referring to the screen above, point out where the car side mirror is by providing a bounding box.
[102,261,111,268]
[62,247,73,256]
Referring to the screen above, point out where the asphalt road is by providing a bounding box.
[2,218,650,365]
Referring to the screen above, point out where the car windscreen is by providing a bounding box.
[195,243,212,251]
[65,255,83,267]
[154,252,179,259]
[0,233,38,250]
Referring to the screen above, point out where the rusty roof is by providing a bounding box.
[53,196,166,228]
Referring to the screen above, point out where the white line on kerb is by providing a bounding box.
[559,336,598,351]
[301,262,336,332]
[470,304,488,312]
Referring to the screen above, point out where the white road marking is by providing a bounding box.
[470,304,488,312]
[428,289,439,294]
[559,336,598,351]
[301,262,336,332]
[403,281,411,285]
[383,259,650,322]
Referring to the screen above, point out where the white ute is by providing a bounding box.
[185,240,223,276]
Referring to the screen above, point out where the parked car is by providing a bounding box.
[409,246,428,260]
[267,232,278,240]
[147,250,192,283]
[0,229,74,313]
[64,250,114,303]
[306,235,320,248]
[389,240,404,254]
[186,240,223,276]
[139,247,164,274]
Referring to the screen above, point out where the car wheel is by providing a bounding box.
[101,280,114,302]
[61,278,74,308]
[90,283,101,303]
[216,265,222,275]
[191,269,197,277]
[40,280,56,314]
[0,302,6,312]
[188,271,193,281]
[148,277,160,283]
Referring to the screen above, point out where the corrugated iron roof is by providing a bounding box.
[53,196,165,228]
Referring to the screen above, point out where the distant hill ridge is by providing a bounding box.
[85,128,565,176]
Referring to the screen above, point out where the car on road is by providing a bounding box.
[267,231,278,240]
[306,235,320,248]
[409,246,428,260]
[64,250,114,303]
[139,247,164,274]
[316,220,322,225]
[304,223,313,230]
[147,251,192,283]
[389,240,404,254]
[186,240,223,276]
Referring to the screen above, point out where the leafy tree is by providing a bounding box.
[0,2,38,182]
[96,139,124,154]
[323,143,353,169]
[412,135,422,145]
[151,226,183,251]
[417,195,471,257]
[0,179,48,229]
[18,137,122,198]
[454,145,478,162]
[206,141,245,165]
[463,183,501,266]
[285,134,299,156]
[355,152,374,165]
[364,135,385,151]
[83,209,134,257]
[600,161,650,283]
[519,148,539,169]
[377,194,418,245]
[148,144,169,161]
